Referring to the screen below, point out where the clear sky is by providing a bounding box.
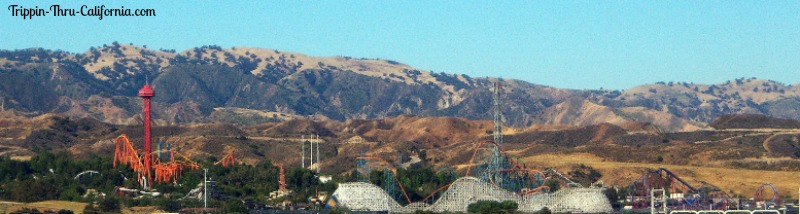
[1,1,798,89]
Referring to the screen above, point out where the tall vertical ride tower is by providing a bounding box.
[138,83,155,185]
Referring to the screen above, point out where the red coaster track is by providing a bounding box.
[113,134,200,186]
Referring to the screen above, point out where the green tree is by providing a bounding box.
[604,187,620,208]
[157,198,182,212]
[224,200,247,213]
[11,208,43,214]
[467,200,518,214]
[98,196,121,212]
[57,210,74,214]
[544,180,560,192]
[500,200,518,211]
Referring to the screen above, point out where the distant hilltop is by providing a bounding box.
[1,43,800,132]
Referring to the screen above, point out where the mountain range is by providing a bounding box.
[2,43,800,132]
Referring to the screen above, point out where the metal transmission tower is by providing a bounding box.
[493,81,503,145]
[382,167,400,203]
[482,81,508,186]
[484,146,508,188]
[356,150,370,182]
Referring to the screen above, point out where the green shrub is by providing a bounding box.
[467,200,518,213]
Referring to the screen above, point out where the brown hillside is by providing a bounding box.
[252,118,341,138]
[6,45,800,132]
[342,115,492,146]
[711,114,800,129]
[505,123,627,147]
[1,115,799,199]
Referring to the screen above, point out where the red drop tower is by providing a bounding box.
[138,83,155,185]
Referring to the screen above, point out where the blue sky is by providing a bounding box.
[1,1,798,89]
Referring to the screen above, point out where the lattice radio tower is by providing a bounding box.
[356,149,370,182]
[493,81,503,145]
[483,81,508,186]
[383,167,400,203]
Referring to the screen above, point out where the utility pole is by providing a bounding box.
[301,135,305,168]
[316,134,320,173]
[204,168,208,210]
[310,134,314,169]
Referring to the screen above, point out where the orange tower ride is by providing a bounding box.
[139,83,155,184]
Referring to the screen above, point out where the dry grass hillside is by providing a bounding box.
[521,152,800,199]
[621,79,800,105]
[165,46,474,96]
[341,115,493,145]
[0,200,87,213]
[604,79,800,125]
[80,44,176,80]
[536,99,705,132]
[4,45,800,132]
[712,113,800,129]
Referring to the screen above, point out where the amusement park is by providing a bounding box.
[4,1,800,213]
[82,82,798,213]
[0,59,796,213]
